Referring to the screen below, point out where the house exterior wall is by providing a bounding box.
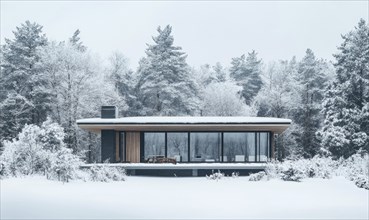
[126,132,140,163]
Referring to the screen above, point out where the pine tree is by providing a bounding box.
[136,25,199,116]
[229,51,263,105]
[69,29,86,52]
[0,21,51,143]
[292,49,330,158]
[213,62,227,83]
[318,19,369,158]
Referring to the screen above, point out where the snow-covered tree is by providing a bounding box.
[0,21,51,143]
[38,42,125,153]
[69,29,87,52]
[136,25,199,116]
[213,62,227,83]
[195,62,227,87]
[106,51,137,116]
[0,118,82,182]
[318,19,369,158]
[254,59,299,118]
[230,51,263,105]
[291,49,331,158]
[253,59,299,159]
[201,81,251,116]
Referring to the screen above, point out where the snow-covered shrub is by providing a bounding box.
[231,171,239,178]
[265,160,281,179]
[280,166,305,182]
[337,153,369,189]
[206,170,224,181]
[352,175,369,190]
[249,171,266,181]
[89,164,126,182]
[265,156,335,181]
[264,154,368,189]
[297,156,335,179]
[0,118,82,182]
[52,148,83,182]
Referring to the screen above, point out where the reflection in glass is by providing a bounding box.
[259,132,269,162]
[223,132,256,162]
[144,133,165,160]
[190,133,221,162]
[167,132,188,162]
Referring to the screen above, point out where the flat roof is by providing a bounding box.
[77,116,291,133]
[77,116,291,124]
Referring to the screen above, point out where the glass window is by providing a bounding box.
[224,132,256,162]
[247,133,256,162]
[190,132,221,162]
[224,133,247,162]
[258,132,269,162]
[167,132,188,162]
[144,133,165,160]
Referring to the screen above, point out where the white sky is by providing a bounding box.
[1,1,368,69]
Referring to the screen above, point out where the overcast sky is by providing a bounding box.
[1,1,368,69]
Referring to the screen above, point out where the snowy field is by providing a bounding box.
[1,176,368,219]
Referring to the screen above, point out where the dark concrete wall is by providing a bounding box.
[101,130,116,162]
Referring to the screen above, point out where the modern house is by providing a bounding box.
[77,106,291,176]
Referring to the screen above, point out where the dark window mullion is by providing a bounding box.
[221,132,224,162]
[165,132,167,158]
[258,133,261,162]
[188,132,190,162]
[254,132,257,162]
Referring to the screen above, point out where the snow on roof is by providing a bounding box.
[76,116,291,124]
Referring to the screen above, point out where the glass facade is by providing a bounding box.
[141,131,271,163]
[190,132,221,162]
[167,132,188,162]
[144,132,165,160]
[258,132,269,162]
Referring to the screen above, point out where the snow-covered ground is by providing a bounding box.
[1,176,368,219]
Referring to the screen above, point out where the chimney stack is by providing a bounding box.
[101,106,118,118]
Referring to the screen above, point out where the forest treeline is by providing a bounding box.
[0,20,368,162]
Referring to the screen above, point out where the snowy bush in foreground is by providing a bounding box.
[249,171,266,181]
[265,156,336,181]
[337,152,369,190]
[89,164,126,182]
[264,153,368,189]
[280,166,305,182]
[0,119,82,182]
[206,170,224,181]
[231,171,239,178]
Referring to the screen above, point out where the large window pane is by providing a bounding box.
[259,132,269,162]
[167,132,188,162]
[190,132,221,162]
[144,133,165,160]
[224,133,247,162]
[247,133,256,162]
[224,132,256,162]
